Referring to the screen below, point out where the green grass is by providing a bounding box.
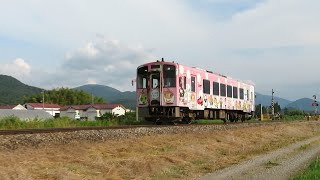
[281,115,306,121]
[294,157,320,180]
[0,112,143,130]
[193,119,225,124]
[0,113,308,130]
[194,119,258,124]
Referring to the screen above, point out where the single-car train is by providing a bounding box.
[136,59,255,124]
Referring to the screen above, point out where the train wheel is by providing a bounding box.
[184,117,192,124]
[241,114,245,122]
[154,118,162,125]
[187,118,193,124]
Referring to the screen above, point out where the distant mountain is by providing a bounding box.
[0,75,43,104]
[2,76,311,112]
[286,98,314,112]
[255,92,292,108]
[74,84,136,109]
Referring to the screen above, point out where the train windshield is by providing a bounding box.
[163,65,176,87]
[137,66,148,88]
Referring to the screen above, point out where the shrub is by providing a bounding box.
[100,112,142,125]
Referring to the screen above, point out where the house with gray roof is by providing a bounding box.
[0,110,52,120]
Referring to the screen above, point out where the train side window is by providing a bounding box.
[220,83,226,97]
[213,82,219,96]
[203,79,210,94]
[227,85,232,98]
[240,88,244,99]
[247,90,250,100]
[184,76,186,89]
[191,76,196,92]
[233,87,238,99]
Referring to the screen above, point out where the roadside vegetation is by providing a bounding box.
[0,112,142,130]
[0,112,314,130]
[294,157,320,180]
[0,106,315,130]
[194,119,258,124]
[255,104,313,121]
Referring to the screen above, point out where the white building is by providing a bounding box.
[60,104,126,120]
[24,103,61,117]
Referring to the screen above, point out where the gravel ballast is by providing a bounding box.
[0,121,294,150]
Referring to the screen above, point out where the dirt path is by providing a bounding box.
[199,135,320,180]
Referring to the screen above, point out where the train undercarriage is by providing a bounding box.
[139,106,253,125]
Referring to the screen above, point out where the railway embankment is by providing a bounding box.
[0,120,319,179]
[1,121,290,150]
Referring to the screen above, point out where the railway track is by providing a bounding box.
[0,120,281,136]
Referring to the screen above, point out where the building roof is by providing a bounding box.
[60,104,126,111]
[92,104,125,110]
[26,103,61,109]
[0,104,27,110]
[60,104,90,111]
[0,105,17,109]
[0,110,52,120]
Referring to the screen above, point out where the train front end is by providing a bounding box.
[136,60,181,123]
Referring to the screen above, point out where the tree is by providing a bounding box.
[274,102,281,114]
[283,108,306,116]
[23,88,105,106]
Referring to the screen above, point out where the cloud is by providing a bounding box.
[212,0,320,49]
[0,0,319,100]
[0,58,31,78]
[54,37,156,90]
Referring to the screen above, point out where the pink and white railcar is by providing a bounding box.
[136,59,255,124]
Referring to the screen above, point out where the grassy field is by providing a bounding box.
[0,113,141,129]
[0,113,309,130]
[0,121,319,179]
[294,157,320,179]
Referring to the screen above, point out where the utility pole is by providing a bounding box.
[271,89,275,120]
[42,90,45,110]
[260,104,263,120]
[313,95,318,115]
[91,93,94,104]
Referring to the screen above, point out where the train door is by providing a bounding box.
[149,72,161,106]
[191,75,197,109]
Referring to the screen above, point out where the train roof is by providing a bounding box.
[139,60,255,86]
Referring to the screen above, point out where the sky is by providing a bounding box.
[0,0,319,101]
